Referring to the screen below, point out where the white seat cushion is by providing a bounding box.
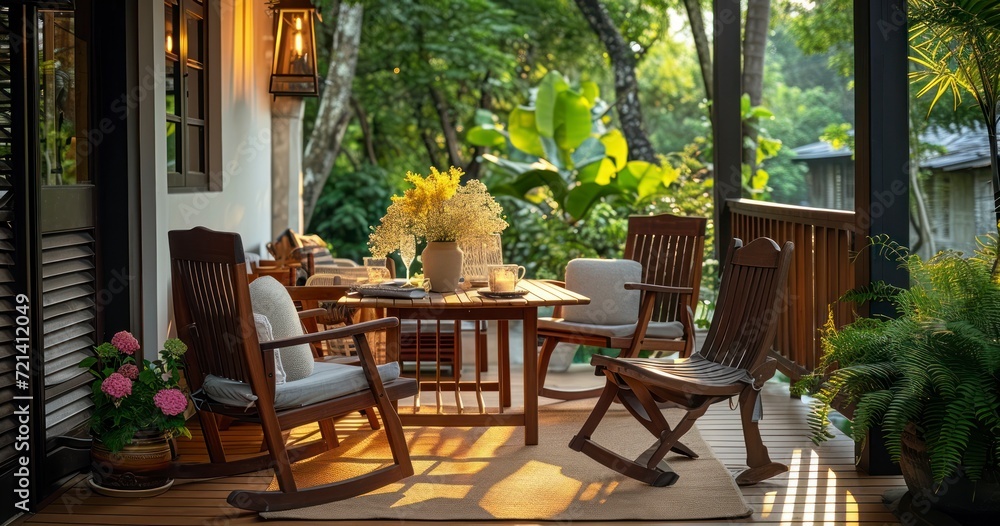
[203,361,401,410]
[538,318,685,340]
[561,259,642,326]
[646,320,685,339]
[249,276,314,381]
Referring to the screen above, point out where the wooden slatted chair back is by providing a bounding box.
[700,237,793,372]
[169,227,269,393]
[623,213,708,324]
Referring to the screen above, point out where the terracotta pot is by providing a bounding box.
[422,241,463,292]
[899,423,1000,520]
[89,430,174,497]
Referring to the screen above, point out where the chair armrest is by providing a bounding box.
[541,279,566,288]
[297,308,328,320]
[624,283,694,295]
[260,317,399,350]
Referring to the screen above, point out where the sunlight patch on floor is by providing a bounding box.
[480,460,582,517]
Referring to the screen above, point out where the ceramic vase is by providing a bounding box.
[421,241,463,292]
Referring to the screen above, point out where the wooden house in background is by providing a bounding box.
[792,127,997,255]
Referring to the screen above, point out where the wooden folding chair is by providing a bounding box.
[569,237,792,487]
[167,227,416,511]
[537,213,707,399]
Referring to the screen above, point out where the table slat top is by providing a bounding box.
[338,279,589,309]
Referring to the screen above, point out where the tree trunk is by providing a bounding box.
[302,2,363,228]
[683,0,712,102]
[741,0,771,172]
[574,0,658,164]
[910,152,935,258]
[429,87,464,168]
[988,124,1000,282]
[351,97,378,166]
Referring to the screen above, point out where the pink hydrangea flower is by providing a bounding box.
[117,364,139,380]
[153,388,188,416]
[100,373,132,399]
[111,331,140,355]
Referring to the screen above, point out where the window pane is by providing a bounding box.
[38,11,89,186]
[187,15,203,63]
[186,67,203,120]
[166,59,180,116]
[166,121,179,173]
[165,3,178,58]
[187,124,204,173]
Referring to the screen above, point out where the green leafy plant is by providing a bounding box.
[80,332,191,452]
[909,0,1000,275]
[469,71,679,223]
[797,235,1000,483]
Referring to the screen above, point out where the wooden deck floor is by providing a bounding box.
[19,367,905,525]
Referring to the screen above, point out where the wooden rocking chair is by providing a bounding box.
[167,227,417,511]
[537,213,707,399]
[569,237,792,487]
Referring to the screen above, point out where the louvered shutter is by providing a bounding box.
[0,3,18,481]
[41,232,95,440]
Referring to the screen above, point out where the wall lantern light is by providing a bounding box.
[269,0,320,97]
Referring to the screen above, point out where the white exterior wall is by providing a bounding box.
[137,0,274,355]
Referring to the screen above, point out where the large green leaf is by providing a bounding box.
[600,129,628,170]
[466,125,506,147]
[580,81,600,105]
[540,136,563,169]
[617,160,658,192]
[482,155,541,177]
[636,164,664,199]
[571,137,606,169]
[578,158,617,185]
[565,183,623,221]
[535,71,569,138]
[508,107,545,157]
[510,168,569,205]
[553,90,593,152]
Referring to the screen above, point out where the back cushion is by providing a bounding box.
[253,313,286,385]
[248,276,314,381]
[562,259,642,326]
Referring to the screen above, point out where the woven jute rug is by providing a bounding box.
[261,406,752,521]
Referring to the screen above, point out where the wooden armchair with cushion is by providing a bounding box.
[537,213,707,400]
[569,237,793,487]
[167,227,416,511]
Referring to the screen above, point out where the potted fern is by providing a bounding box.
[798,236,1000,519]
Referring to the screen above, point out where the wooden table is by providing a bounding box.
[339,279,589,445]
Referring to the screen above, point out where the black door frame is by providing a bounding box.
[2,0,139,518]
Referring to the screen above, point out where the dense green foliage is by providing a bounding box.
[797,236,1000,483]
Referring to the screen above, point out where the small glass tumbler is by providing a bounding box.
[364,257,391,284]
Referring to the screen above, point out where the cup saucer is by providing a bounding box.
[478,288,528,299]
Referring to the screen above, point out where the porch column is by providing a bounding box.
[853,0,909,476]
[854,0,910,315]
[712,0,743,263]
[271,97,305,240]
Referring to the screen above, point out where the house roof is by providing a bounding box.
[790,141,853,160]
[792,126,998,171]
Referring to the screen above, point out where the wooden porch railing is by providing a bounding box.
[727,199,862,380]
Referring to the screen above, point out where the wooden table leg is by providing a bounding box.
[498,320,512,409]
[386,308,401,411]
[522,309,538,445]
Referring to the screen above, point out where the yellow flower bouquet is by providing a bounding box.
[368,166,508,257]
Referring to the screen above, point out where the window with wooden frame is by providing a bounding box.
[165,0,212,191]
